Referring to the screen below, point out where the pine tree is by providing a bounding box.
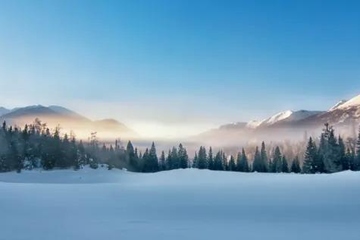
[126,141,137,170]
[319,123,341,173]
[272,146,282,173]
[260,142,268,172]
[281,155,289,173]
[178,144,189,169]
[159,151,166,171]
[237,148,249,172]
[338,136,348,171]
[290,156,301,173]
[170,147,179,169]
[148,142,159,172]
[228,155,236,171]
[214,151,223,170]
[252,147,263,172]
[197,146,208,169]
[192,152,198,168]
[208,147,214,170]
[355,126,360,171]
[166,149,173,170]
[303,137,318,174]
[346,148,354,171]
[222,152,228,171]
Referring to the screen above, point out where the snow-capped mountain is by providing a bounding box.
[257,110,293,127]
[246,120,262,129]
[329,100,348,111]
[245,110,323,129]
[330,94,360,111]
[195,93,360,144]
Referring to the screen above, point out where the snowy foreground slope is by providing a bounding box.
[1,168,360,240]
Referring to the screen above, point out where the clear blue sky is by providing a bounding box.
[0,0,359,137]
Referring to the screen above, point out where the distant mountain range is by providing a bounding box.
[0,105,136,140]
[195,94,360,145]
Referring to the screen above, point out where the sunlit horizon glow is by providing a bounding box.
[0,0,359,138]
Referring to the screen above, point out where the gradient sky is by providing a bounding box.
[0,0,359,137]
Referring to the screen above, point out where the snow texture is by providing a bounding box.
[0,167,360,240]
[333,94,360,110]
[329,100,348,111]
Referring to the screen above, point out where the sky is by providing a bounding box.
[0,0,359,138]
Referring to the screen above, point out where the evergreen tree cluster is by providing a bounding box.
[1,119,360,175]
[302,123,360,173]
[0,120,132,172]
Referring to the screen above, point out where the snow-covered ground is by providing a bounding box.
[1,167,360,240]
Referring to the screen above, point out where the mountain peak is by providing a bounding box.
[246,120,262,129]
[329,100,348,111]
[332,94,360,110]
[258,110,293,126]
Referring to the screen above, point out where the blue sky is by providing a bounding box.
[0,0,359,137]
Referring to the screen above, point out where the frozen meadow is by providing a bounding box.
[0,167,359,240]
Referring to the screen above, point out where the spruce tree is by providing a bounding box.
[170,147,179,169]
[208,147,214,170]
[192,152,198,168]
[159,151,166,171]
[148,142,159,172]
[346,148,354,171]
[126,141,137,170]
[252,147,263,172]
[214,151,223,170]
[272,146,282,173]
[228,155,236,171]
[319,123,341,173]
[338,136,348,171]
[178,144,189,169]
[197,146,208,169]
[281,155,289,173]
[260,142,268,172]
[290,156,301,173]
[222,152,228,171]
[237,148,249,172]
[166,149,173,170]
[355,127,360,171]
[303,137,317,174]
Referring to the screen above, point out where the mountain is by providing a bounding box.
[0,105,136,140]
[330,94,360,111]
[329,100,347,111]
[257,110,294,127]
[0,107,10,116]
[195,94,360,145]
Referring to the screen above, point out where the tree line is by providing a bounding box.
[0,119,360,174]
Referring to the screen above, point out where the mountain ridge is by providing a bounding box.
[0,105,136,140]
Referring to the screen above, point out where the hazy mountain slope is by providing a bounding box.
[0,105,136,139]
[0,107,10,116]
[195,93,360,144]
